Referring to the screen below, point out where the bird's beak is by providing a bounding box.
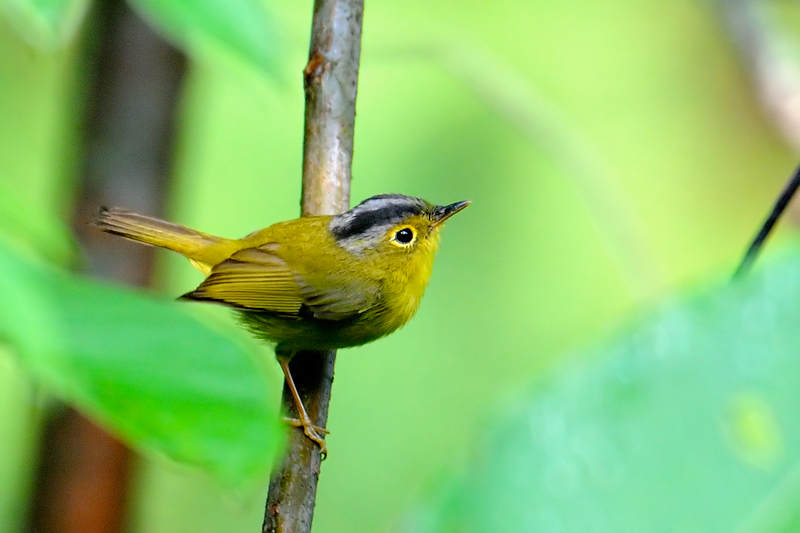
[432,200,471,227]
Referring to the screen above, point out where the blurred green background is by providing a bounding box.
[2,0,799,531]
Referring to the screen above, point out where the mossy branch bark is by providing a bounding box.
[263,0,363,531]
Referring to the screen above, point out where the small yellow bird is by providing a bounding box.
[95,194,470,452]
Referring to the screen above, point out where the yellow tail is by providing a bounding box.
[94,207,234,274]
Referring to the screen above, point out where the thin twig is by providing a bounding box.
[735,163,800,279]
[262,0,363,531]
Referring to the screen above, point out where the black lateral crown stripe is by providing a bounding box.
[332,202,427,241]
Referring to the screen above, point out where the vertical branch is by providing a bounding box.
[263,0,363,531]
[27,1,185,531]
[300,0,361,216]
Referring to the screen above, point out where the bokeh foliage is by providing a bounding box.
[2,0,800,532]
[0,241,283,489]
[412,246,800,532]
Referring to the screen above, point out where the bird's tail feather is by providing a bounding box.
[94,207,232,272]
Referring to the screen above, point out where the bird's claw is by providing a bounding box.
[284,417,329,457]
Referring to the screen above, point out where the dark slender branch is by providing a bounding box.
[735,163,800,279]
[263,0,363,530]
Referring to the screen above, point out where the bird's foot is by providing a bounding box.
[284,417,329,457]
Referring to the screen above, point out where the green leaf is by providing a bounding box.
[129,0,281,76]
[0,0,88,48]
[0,242,284,488]
[416,245,800,532]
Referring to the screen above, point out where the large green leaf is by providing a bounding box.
[413,245,800,532]
[129,0,281,76]
[0,0,88,48]
[0,242,283,488]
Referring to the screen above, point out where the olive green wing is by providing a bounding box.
[299,280,379,320]
[181,244,377,320]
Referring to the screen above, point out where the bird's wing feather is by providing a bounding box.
[299,282,377,320]
[182,244,378,320]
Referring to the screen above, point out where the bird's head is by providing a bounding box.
[329,194,470,262]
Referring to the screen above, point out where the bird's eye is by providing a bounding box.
[394,227,414,245]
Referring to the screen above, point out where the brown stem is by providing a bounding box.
[26,1,185,532]
[263,0,363,531]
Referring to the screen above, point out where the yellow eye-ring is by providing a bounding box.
[392,227,415,246]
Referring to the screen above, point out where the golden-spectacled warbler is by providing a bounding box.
[95,194,470,452]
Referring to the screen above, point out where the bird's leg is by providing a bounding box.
[278,357,328,456]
